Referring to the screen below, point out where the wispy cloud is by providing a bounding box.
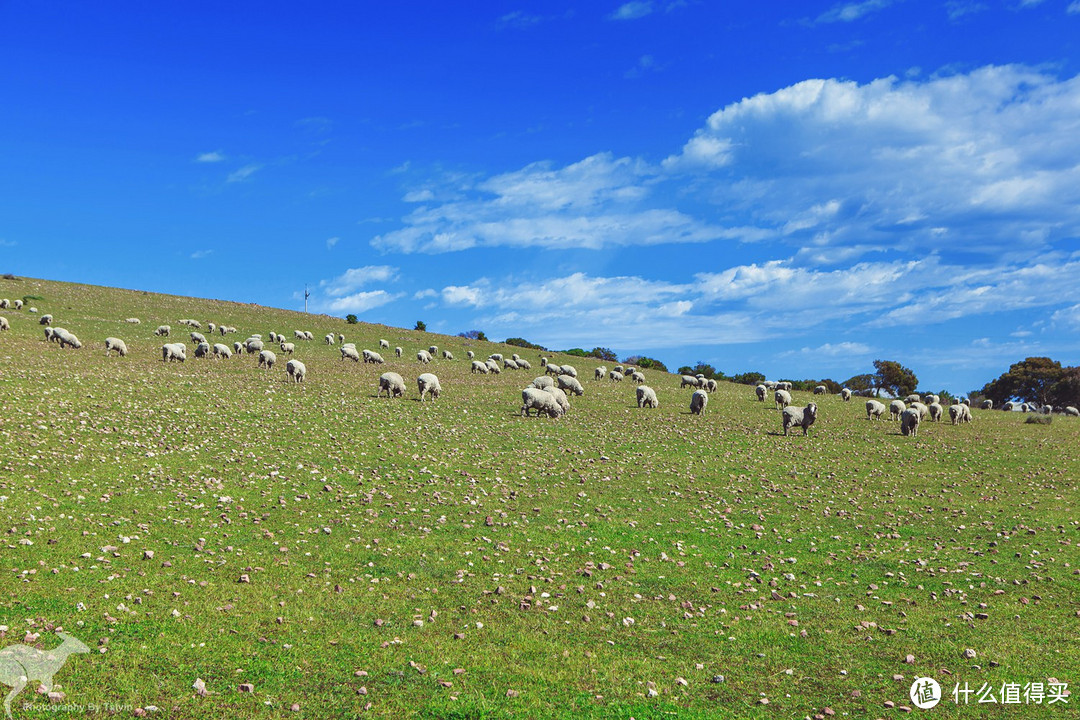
[326,237,339,250]
[624,54,659,79]
[320,290,402,314]
[320,265,399,296]
[815,0,896,24]
[190,249,213,260]
[945,1,987,19]
[227,164,261,183]
[1067,1,1080,13]
[195,151,225,163]
[610,2,653,21]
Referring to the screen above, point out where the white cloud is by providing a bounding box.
[321,290,401,314]
[196,151,225,163]
[326,236,339,250]
[1069,1,1080,14]
[227,164,260,182]
[0,239,16,247]
[403,189,435,202]
[320,265,399,296]
[190,249,213,260]
[945,1,987,19]
[780,341,873,358]
[413,288,437,300]
[610,2,653,20]
[815,0,895,24]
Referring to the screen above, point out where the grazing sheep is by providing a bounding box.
[595,366,607,381]
[417,350,433,364]
[280,342,295,354]
[341,346,361,362]
[363,350,386,364]
[258,350,277,370]
[467,350,475,359]
[557,374,585,396]
[763,380,778,390]
[636,385,659,409]
[609,371,624,382]
[338,334,344,344]
[866,399,886,420]
[889,400,906,421]
[154,325,170,337]
[560,365,578,379]
[39,314,53,326]
[630,371,645,384]
[910,402,930,420]
[0,299,8,309]
[813,385,827,395]
[417,373,442,401]
[250,334,263,340]
[1042,404,1053,415]
[545,363,562,377]
[531,376,554,391]
[125,317,140,324]
[286,359,307,383]
[104,337,128,357]
[704,378,718,392]
[540,357,548,366]
[1001,401,1014,411]
[840,388,852,401]
[269,332,278,343]
[949,403,972,425]
[325,333,336,345]
[194,341,211,358]
[428,345,439,356]
[207,322,216,334]
[489,353,503,362]
[900,408,921,437]
[294,330,306,340]
[1064,406,1079,417]
[162,343,186,363]
[485,359,502,375]
[980,399,993,410]
[212,343,232,359]
[233,341,244,355]
[517,359,531,370]
[690,389,709,415]
[521,387,564,418]
[28,307,37,313]
[926,394,940,405]
[756,384,767,402]
[55,329,82,349]
[13,299,22,310]
[611,364,623,374]
[774,389,792,410]
[504,358,519,370]
[377,372,406,398]
[0,317,8,331]
[777,381,792,391]
[782,402,818,436]
[220,325,229,336]
[44,327,57,342]
[379,339,389,349]
[928,402,943,421]
[544,386,571,414]
[681,375,701,389]
[246,338,264,354]
[904,394,921,404]
[510,353,521,362]
[961,397,971,406]
[470,360,489,374]
[190,332,206,344]
[1021,403,1030,413]
[443,350,454,360]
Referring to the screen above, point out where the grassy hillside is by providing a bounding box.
[0,276,1076,719]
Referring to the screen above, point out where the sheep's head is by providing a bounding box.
[805,403,818,419]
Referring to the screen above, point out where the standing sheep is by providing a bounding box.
[363,350,386,364]
[207,322,216,334]
[324,333,336,345]
[39,314,53,326]
[1064,406,1079,416]
[395,346,403,358]
[428,345,439,356]
[466,350,475,359]
[910,402,930,420]
[258,350,277,370]
[154,325,171,337]
[55,329,82,349]
[903,394,921,404]
[704,379,718,392]
[0,299,7,309]
[544,386,571,415]
[503,358,519,370]
[594,366,607,381]
[517,359,531,370]
[337,334,344,344]
[681,375,701,389]
[294,330,306,340]
[417,373,442,402]
[889,400,906,421]
[560,365,578,379]
[900,408,921,437]
[530,376,554,391]
[545,363,562,377]
[781,402,818,436]
[161,343,186,362]
[417,350,433,364]
[245,338,264,354]
[104,337,128,357]
[286,359,307,383]
[0,317,8,332]
[190,332,206,344]
[928,402,943,422]
[866,399,886,420]
[125,317,141,324]
[690,390,709,415]
[756,384,767,402]
[630,371,645,384]
[521,387,564,418]
[485,359,501,374]
[980,399,993,410]
[609,371,624,382]
[194,342,211,358]
[948,404,972,425]
[280,342,295,354]
[443,350,454,360]
[813,385,827,395]
[774,389,792,410]
[233,341,244,355]
[470,360,489,374]
[13,299,23,310]
[379,339,389,349]
[636,385,659,409]
[341,346,361,362]
[212,343,232,359]
[489,353,503,362]
[840,388,852,401]
[557,375,585,396]
[377,372,406,398]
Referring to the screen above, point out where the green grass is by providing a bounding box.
[0,276,1077,719]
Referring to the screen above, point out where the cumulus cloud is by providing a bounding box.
[320,290,402,314]
[320,265,399,296]
[1069,1,1080,14]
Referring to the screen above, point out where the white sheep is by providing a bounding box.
[889,400,906,421]
[636,385,659,409]
[417,350,433,364]
[379,339,389,349]
[609,371,624,382]
[813,385,827,395]
[928,402,943,421]
[777,381,792,391]
[325,333,336,345]
[511,353,521,362]
[55,329,82,349]
[1,299,9,309]
[213,343,232,359]
[395,346,403,358]
[961,397,971,406]
[12,300,21,310]
[341,346,361,362]
[286,359,307,382]
[904,394,920,404]
[866,399,886,420]
[1064,406,1079,417]
[517,359,531,370]
[190,332,206,345]
[980,399,993,410]
[560,365,578,379]
[363,350,386,364]
[544,386,570,414]
[531,376,554,391]
[258,349,277,370]
[246,338,264,354]
[467,350,475,359]
[840,388,852,401]
[194,341,211,358]
[280,342,295,354]
[900,408,921,437]
[470,360,489,374]
[443,350,454,360]
[504,358,519,370]
[630,371,645,384]
[44,327,57,342]
[269,332,278,343]
[763,380,778,390]
[377,372,406,398]
[125,317,140,324]
[161,343,186,362]
[690,389,708,415]
[948,403,972,425]
[594,366,607,381]
[233,341,244,355]
[417,373,442,402]
[557,374,584,396]
[337,334,344,344]
[294,330,306,340]
[521,387,563,418]
[681,375,701,389]
[756,384,767,402]
[489,353,503,362]
[485,359,501,374]
[154,325,171,337]
[782,402,818,436]
[540,356,548,366]
[220,325,230,336]
[704,378,718,392]
[39,314,53,326]
[207,322,216,333]
[926,394,940,405]
[910,401,930,420]
[104,337,128,356]
[428,345,439,356]
[1042,404,1053,415]
[774,389,792,410]
[0,317,8,332]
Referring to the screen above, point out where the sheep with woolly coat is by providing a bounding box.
[417,350,433,364]
[544,386,570,415]
[55,328,82,349]
[889,400,906,421]
[774,389,792,410]
[470,360,489,374]
[866,399,886,420]
[213,343,232,359]
[594,366,607,381]
[377,372,406,398]
[280,342,295,354]
[900,407,921,437]
[417,373,442,402]
[521,387,564,418]
[949,404,972,424]
[690,389,709,415]
[756,384,767,402]
[782,402,818,436]
[104,337,128,356]
[341,346,361,362]
[154,325,170,337]
[557,374,585,396]
[636,385,659,409]
[379,339,389,349]
[531,376,554,391]
[0,317,8,331]
[681,375,701,389]
[161,343,186,362]
[485,359,501,374]
[286,359,307,383]
[630,371,645,384]
[609,370,624,382]
[258,350,277,370]
[840,388,852,401]
[928,402,943,421]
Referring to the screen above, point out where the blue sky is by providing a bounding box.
[3,1,1080,393]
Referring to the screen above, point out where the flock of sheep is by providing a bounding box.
[6,300,1078,432]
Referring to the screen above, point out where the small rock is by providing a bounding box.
[676,677,688,687]
[193,678,208,696]
[290,703,300,712]
[47,691,65,704]
[143,550,154,560]
[506,689,519,698]
[712,675,725,683]
[963,649,977,659]
[238,574,250,584]
[238,683,254,693]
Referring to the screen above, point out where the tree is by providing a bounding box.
[873,360,918,397]
[345,314,358,325]
[731,371,765,386]
[818,378,842,394]
[624,355,669,373]
[843,374,876,393]
[414,320,427,332]
[505,337,546,350]
[980,357,1064,406]
[590,347,618,362]
[457,330,487,341]
[677,362,721,380]
[562,348,590,357]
